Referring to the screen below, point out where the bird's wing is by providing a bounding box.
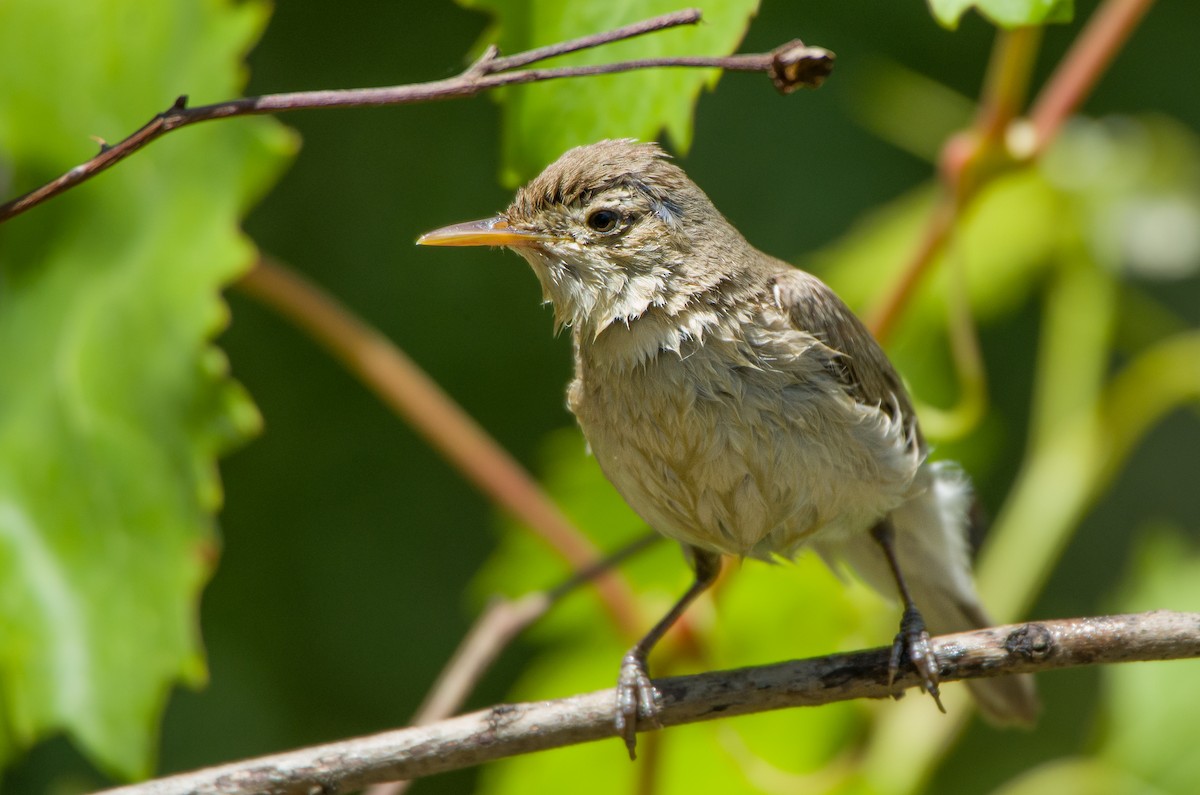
[769,267,923,453]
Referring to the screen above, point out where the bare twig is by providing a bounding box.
[365,532,659,795]
[485,8,702,71]
[973,26,1043,147]
[95,611,1200,795]
[0,10,833,223]
[236,258,646,636]
[866,194,957,341]
[411,533,659,729]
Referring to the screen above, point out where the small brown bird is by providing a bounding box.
[419,139,1038,756]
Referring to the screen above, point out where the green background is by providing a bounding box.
[3,0,1198,793]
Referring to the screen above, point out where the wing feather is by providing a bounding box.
[769,268,924,453]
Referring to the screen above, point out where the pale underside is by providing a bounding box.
[568,291,923,561]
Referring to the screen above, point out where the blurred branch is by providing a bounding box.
[865,27,1041,341]
[364,532,658,795]
[1029,0,1157,155]
[973,26,1043,146]
[980,259,1117,621]
[237,258,644,636]
[96,611,1200,795]
[868,27,1046,343]
[978,330,1200,613]
[866,196,957,342]
[0,9,833,223]
[867,0,1154,342]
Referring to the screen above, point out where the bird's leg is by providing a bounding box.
[616,546,721,759]
[871,518,945,712]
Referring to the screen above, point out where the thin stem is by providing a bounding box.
[869,0,1155,344]
[236,258,642,637]
[486,8,702,71]
[867,195,956,341]
[974,26,1043,144]
[1029,0,1157,154]
[867,25,1041,342]
[365,532,660,795]
[0,10,832,223]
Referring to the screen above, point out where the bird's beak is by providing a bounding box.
[417,216,551,248]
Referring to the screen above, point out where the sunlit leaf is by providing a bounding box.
[0,0,294,779]
[927,0,1073,30]
[455,0,760,184]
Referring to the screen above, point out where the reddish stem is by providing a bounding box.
[1029,0,1157,154]
[870,0,1156,343]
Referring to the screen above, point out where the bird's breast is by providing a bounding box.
[568,310,922,559]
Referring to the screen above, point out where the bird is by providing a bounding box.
[418,138,1038,757]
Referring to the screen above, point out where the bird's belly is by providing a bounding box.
[571,353,922,560]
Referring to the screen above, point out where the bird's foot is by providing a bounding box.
[888,605,945,713]
[615,649,661,759]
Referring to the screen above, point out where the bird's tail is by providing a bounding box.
[818,461,1040,726]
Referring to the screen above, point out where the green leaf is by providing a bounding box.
[455,0,761,184]
[927,0,1073,30]
[0,0,295,779]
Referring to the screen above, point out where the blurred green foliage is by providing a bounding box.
[0,0,1197,793]
[0,0,294,781]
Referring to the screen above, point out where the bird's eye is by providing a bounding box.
[586,209,621,233]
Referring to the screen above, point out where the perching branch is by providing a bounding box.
[95,611,1200,795]
[0,9,833,223]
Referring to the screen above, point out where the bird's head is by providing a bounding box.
[419,139,747,336]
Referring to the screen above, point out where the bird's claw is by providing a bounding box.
[615,649,661,759]
[888,605,945,713]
